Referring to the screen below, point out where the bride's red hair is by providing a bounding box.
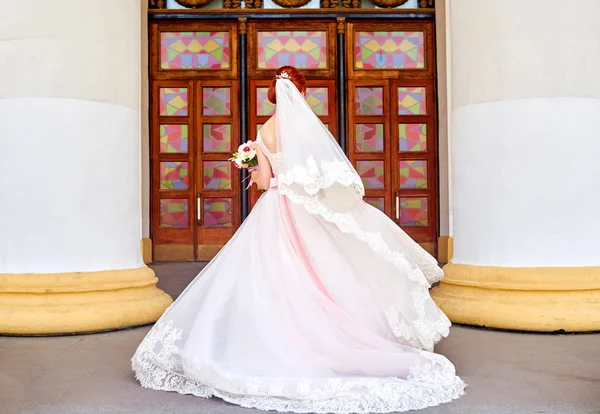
[267,66,306,104]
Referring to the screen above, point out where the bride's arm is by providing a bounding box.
[251,145,272,190]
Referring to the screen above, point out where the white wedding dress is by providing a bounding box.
[132,78,465,413]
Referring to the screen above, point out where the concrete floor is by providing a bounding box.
[1,262,600,414]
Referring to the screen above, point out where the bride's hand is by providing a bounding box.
[251,170,259,188]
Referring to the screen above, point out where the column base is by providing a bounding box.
[431,263,600,332]
[0,267,172,335]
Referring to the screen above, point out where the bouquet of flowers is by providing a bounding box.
[229,140,258,188]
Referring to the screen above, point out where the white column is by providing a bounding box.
[432,0,600,331]
[0,0,171,334]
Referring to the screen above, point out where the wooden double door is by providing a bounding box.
[150,19,438,261]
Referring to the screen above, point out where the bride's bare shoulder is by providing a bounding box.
[258,115,277,151]
[261,115,276,134]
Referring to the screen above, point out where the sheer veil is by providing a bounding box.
[272,77,444,296]
[274,78,368,222]
[276,78,363,196]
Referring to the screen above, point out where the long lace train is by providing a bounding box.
[132,78,465,412]
[132,184,465,413]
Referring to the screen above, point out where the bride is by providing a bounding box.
[132,66,465,413]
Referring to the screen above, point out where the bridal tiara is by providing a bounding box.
[276,71,290,80]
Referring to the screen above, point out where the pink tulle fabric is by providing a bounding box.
[131,136,465,414]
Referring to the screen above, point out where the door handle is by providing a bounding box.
[197,195,201,225]
[395,195,400,221]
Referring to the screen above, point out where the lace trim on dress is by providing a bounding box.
[132,321,465,414]
[279,158,365,197]
[279,184,449,351]
[129,136,464,412]
[256,135,449,351]
[256,134,364,197]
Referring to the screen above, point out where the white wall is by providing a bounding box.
[435,0,452,237]
[449,0,600,267]
[0,0,145,273]
[141,1,151,239]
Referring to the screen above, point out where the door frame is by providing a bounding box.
[147,15,441,260]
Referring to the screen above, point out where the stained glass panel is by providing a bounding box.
[160,162,189,190]
[204,197,232,227]
[398,87,426,115]
[203,161,232,190]
[159,88,188,116]
[305,87,329,116]
[160,199,188,228]
[355,87,383,115]
[364,197,385,213]
[256,87,276,116]
[203,124,231,152]
[399,160,428,189]
[355,31,425,69]
[356,124,384,152]
[399,124,427,152]
[257,31,327,69]
[400,197,428,226]
[160,32,230,70]
[356,160,384,189]
[160,124,188,153]
[203,87,230,116]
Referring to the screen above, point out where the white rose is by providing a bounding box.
[232,157,244,168]
[243,148,257,161]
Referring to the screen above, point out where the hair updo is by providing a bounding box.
[267,66,306,105]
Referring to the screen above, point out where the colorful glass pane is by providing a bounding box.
[399,124,427,152]
[160,32,230,70]
[203,124,231,152]
[203,161,232,190]
[159,124,188,153]
[159,88,188,116]
[355,87,383,115]
[356,124,384,152]
[257,31,327,69]
[305,87,329,116]
[256,87,276,116]
[356,160,385,189]
[364,197,385,213]
[398,86,426,115]
[204,197,232,227]
[355,31,425,69]
[400,197,428,226]
[160,199,188,228]
[203,87,230,116]
[160,161,189,190]
[399,160,428,189]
